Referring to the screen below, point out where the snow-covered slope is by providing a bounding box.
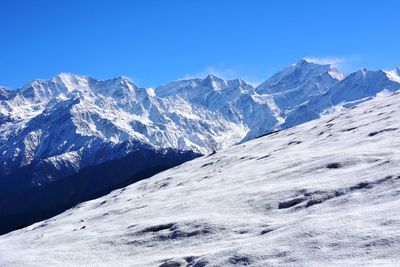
[1,91,399,266]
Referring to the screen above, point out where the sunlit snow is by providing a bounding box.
[0,91,399,266]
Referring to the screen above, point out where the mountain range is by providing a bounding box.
[0,59,399,234]
[1,88,399,266]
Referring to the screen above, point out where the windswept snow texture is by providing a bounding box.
[1,92,399,266]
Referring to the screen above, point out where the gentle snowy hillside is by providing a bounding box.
[1,91,399,266]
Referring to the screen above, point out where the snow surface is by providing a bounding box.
[0,91,399,266]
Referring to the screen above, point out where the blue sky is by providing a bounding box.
[1,0,399,88]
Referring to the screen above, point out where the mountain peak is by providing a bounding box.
[297,58,313,66]
[113,76,132,83]
[205,73,218,79]
[201,74,227,90]
[352,68,394,81]
[57,72,82,79]
[384,67,400,83]
[296,58,327,67]
[49,73,90,94]
[0,86,12,100]
[293,58,339,74]
[108,76,137,88]
[355,68,368,78]
[52,72,89,84]
[226,78,254,92]
[298,59,345,80]
[256,58,344,95]
[346,68,388,81]
[203,73,223,83]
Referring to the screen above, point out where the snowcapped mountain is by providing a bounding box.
[2,61,398,186]
[1,74,157,182]
[255,59,344,110]
[1,91,399,266]
[156,74,278,144]
[256,59,345,95]
[284,67,400,128]
[0,73,279,185]
[385,67,400,81]
[1,59,399,235]
[329,68,400,103]
[238,59,347,141]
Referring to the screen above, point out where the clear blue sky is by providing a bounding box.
[1,0,399,88]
